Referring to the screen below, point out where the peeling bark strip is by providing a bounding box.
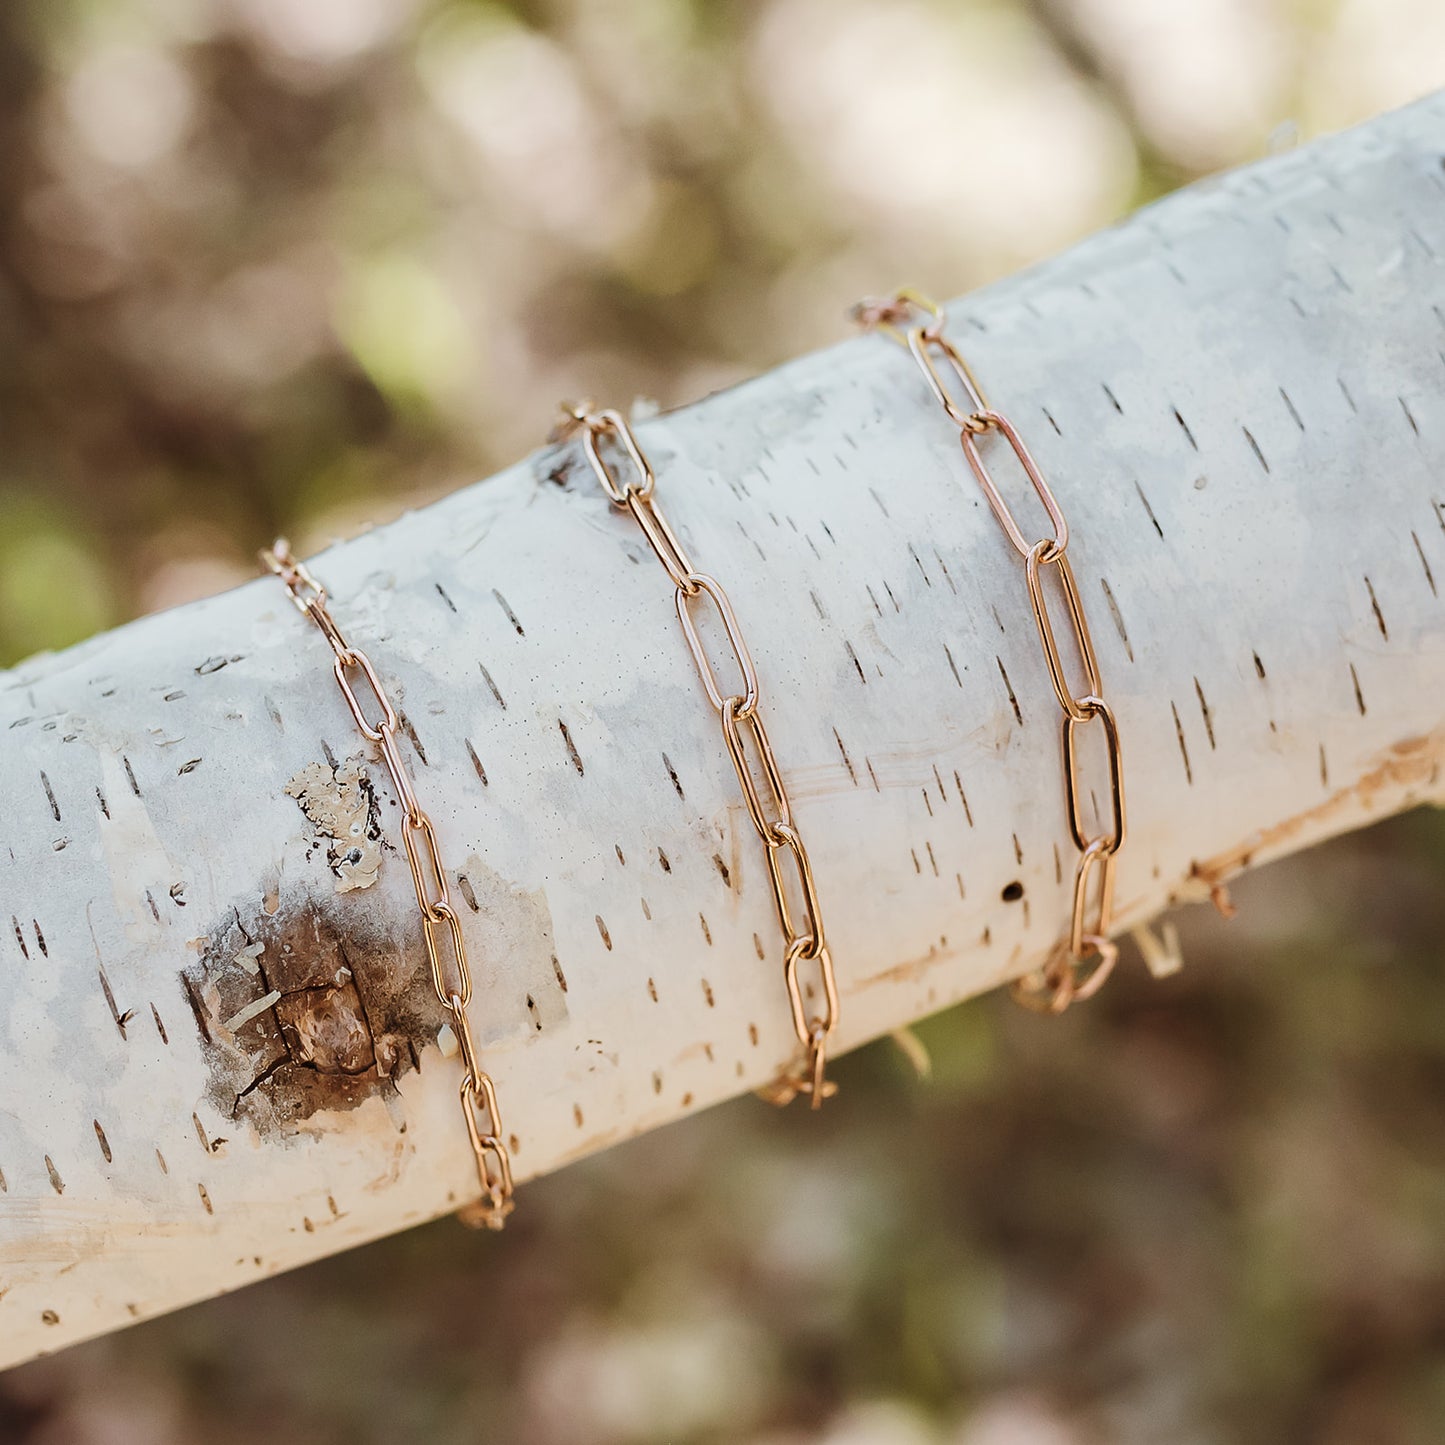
[284,756,383,892]
[5,93,1445,1367]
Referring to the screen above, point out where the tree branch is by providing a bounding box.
[4,92,1445,1367]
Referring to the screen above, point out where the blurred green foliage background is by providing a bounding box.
[2,0,1444,1440]
[2,0,1439,669]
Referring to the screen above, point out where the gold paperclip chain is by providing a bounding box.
[853,290,1127,1013]
[552,405,841,1107]
[262,539,515,1226]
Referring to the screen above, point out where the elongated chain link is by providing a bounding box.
[262,539,515,1226]
[853,290,1127,1012]
[553,404,841,1107]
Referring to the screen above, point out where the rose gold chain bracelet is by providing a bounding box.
[551,404,842,1106]
[853,289,1127,1013]
[263,540,515,1226]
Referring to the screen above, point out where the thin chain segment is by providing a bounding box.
[552,405,841,1107]
[853,290,1128,1013]
[263,539,515,1226]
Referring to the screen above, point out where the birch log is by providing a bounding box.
[6,92,1445,1369]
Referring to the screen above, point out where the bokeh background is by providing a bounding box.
[2,0,1445,1440]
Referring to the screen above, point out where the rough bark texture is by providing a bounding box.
[5,92,1445,1367]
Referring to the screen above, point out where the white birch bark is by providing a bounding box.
[5,92,1445,1368]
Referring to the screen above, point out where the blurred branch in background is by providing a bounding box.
[2,2,1444,1442]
